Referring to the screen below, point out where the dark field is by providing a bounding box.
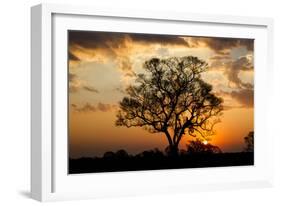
[69,151,254,174]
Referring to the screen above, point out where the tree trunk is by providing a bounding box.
[164,131,179,157]
[167,145,179,157]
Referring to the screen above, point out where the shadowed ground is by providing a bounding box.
[69,151,254,174]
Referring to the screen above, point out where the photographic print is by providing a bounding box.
[68,31,254,174]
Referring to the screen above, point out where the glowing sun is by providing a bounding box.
[203,140,208,145]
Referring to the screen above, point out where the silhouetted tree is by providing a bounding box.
[187,139,222,154]
[116,56,223,156]
[103,151,115,159]
[244,131,254,152]
[137,148,164,158]
[115,149,129,158]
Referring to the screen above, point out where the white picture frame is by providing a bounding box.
[31,3,274,202]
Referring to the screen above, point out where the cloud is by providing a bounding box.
[82,86,99,93]
[72,103,97,112]
[224,56,254,89]
[69,31,125,50]
[208,54,254,109]
[69,31,254,63]
[69,52,80,61]
[230,89,254,108]
[114,86,125,94]
[68,31,190,79]
[208,54,253,89]
[71,104,77,108]
[129,33,188,46]
[69,73,81,93]
[69,31,254,88]
[209,55,232,61]
[217,88,254,108]
[97,103,112,112]
[69,31,130,77]
[69,73,77,82]
[115,55,136,77]
[185,37,254,54]
[156,47,170,57]
[231,56,253,71]
[72,102,118,112]
[69,72,99,93]
[69,31,188,50]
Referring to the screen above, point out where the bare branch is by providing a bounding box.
[116,56,223,155]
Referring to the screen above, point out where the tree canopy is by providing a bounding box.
[244,131,254,152]
[116,56,223,156]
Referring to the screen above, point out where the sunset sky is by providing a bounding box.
[68,31,254,158]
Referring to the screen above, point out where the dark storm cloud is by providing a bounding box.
[69,31,126,50]
[68,31,189,49]
[208,38,253,52]
[129,33,189,46]
[238,39,254,51]
[69,31,254,85]
[188,37,254,54]
[69,31,253,58]
[69,31,190,76]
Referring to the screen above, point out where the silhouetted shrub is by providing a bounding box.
[115,149,129,158]
[103,151,115,159]
[187,139,222,154]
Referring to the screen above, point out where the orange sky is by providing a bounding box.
[68,31,254,158]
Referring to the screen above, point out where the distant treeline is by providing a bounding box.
[69,147,254,174]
